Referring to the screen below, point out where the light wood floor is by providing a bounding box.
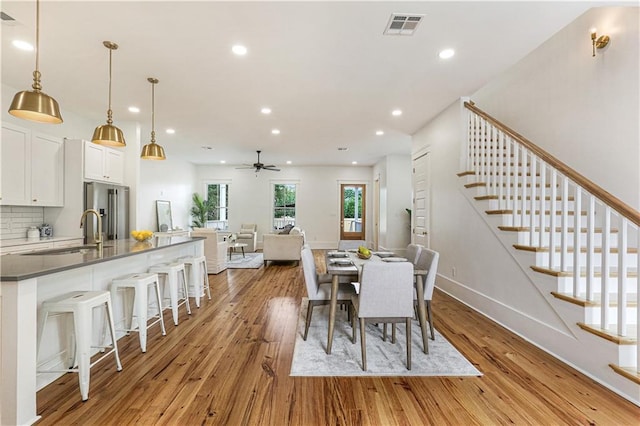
[36,252,639,425]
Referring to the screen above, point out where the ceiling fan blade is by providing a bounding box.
[263,166,280,171]
[235,166,254,169]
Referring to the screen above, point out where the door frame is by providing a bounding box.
[337,180,368,242]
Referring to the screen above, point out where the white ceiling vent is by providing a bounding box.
[383,13,425,36]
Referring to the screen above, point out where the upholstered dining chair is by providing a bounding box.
[301,247,356,340]
[350,262,414,371]
[337,240,366,251]
[406,244,423,265]
[415,247,440,347]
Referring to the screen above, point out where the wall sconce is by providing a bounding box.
[591,29,610,57]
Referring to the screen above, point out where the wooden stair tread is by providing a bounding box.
[530,265,638,278]
[498,226,618,234]
[514,244,638,254]
[609,364,640,385]
[551,291,637,307]
[576,323,637,345]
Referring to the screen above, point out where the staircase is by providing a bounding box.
[458,101,640,390]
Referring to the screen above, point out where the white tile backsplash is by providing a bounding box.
[0,206,45,240]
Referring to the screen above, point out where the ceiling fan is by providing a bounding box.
[236,150,280,172]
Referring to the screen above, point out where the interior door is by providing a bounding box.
[340,184,366,241]
[412,153,430,247]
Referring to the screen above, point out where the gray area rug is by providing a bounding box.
[226,252,263,269]
[291,300,482,377]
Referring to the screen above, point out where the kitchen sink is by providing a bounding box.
[21,245,114,256]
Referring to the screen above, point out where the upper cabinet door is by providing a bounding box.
[1,123,31,205]
[104,149,124,184]
[31,133,64,206]
[84,142,106,182]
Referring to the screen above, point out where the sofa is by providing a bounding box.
[235,223,257,253]
[190,228,228,274]
[262,226,305,266]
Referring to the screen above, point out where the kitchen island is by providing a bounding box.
[0,236,204,426]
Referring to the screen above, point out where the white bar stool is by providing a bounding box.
[110,272,167,353]
[177,255,211,308]
[36,291,122,401]
[148,262,191,325]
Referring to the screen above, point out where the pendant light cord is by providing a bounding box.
[31,0,42,92]
[150,81,156,143]
[107,46,113,124]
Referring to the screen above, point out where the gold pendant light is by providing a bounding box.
[140,78,166,160]
[9,0,63,124]
[92,41,125,147]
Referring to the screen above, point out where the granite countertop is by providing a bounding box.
[0,236,204,281]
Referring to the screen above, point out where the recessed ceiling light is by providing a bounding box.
[220,160,226,164]
[261,107,271,114]
[439,48,455,59]
[271,129,280,135]
[286,160,292,165]
[128,106,140,113]
[352,161,358,165]
[12,40,33,51]
[392,109,402,116]
[166,128,175,134]
[376,130,384,136]
[232,44,247,56]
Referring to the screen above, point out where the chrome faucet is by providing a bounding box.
[80,209,103,255]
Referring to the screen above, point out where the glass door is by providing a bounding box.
[340,184,366,241]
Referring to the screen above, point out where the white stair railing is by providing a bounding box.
[464,102,640,372]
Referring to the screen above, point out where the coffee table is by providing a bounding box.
[228,242,248,260]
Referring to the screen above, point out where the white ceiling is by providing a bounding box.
[2,1,600,167]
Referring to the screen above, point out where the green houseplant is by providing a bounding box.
[190,193,213,229]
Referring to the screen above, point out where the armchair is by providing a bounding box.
[190,228,228,274]
[235,223,257,252]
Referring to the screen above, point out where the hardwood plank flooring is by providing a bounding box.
[35,252,639,425]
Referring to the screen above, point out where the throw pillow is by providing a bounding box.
[240,228,254,234]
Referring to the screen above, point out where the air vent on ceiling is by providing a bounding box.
[383,13,425,36]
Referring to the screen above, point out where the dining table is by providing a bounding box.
[324,250,429,355]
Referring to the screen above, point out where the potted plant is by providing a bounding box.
[190,193,213,229]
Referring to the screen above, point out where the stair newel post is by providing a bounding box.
[573,188,582,298]
[548,170,558,269]
[529,156,537,246]
[617,218,628,337]
[560,176,570,272]
[538,163,547,249]
[520,147,528,227]
[505,137,513,217]
[601,206,612,331]
[586,195,596,301]
[498,131,505,210]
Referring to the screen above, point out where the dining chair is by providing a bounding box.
[337,240,366,251]
[415,247,440,344]
[350,262,414,371]
[406,244,423,265]
[301,247,356,340]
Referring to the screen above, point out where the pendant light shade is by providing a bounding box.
[92,41,125,147]
[8,0,63,124]
[140,78,166,160]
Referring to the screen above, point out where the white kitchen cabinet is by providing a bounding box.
[0,123,64,207]
[84,141,124,184]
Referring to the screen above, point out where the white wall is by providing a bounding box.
[413,6,639,403]
[195,165,372,249]
[472,6,640,210]
[138,158,196,232]
[373,155,412,252]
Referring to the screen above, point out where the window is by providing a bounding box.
[205,183,229,230]
[273,183,296,230]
